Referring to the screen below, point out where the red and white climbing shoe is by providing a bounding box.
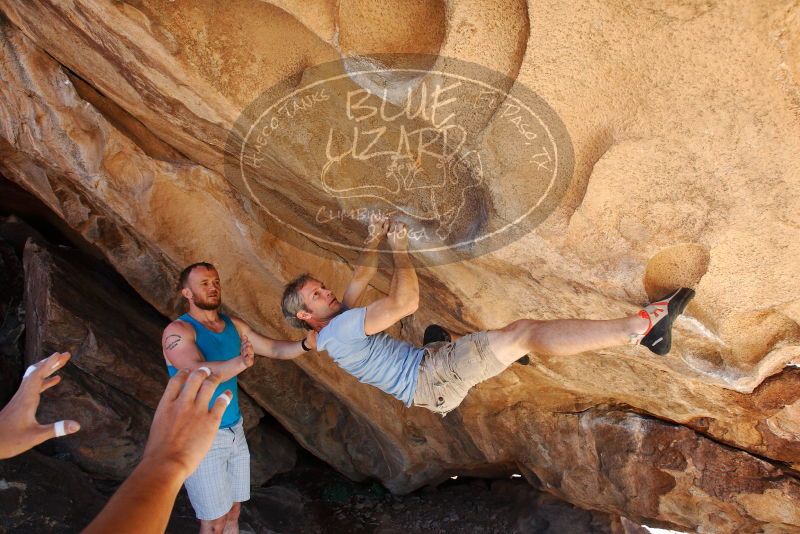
[631,288,695,356]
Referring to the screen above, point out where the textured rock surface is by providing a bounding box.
[0,450,105,533]
[0,0,798,531]
[247,419,298,487]
[496,408,800,533]
[0,236,23,404]
[2,449,628,534]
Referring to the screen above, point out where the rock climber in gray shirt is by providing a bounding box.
[281,218,693,415]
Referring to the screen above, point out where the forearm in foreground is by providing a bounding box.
[82,458,185,534]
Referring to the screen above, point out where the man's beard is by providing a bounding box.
[193,296,221,310]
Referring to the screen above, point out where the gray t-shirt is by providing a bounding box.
[317,307,425,406]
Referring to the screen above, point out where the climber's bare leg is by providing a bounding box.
[486,315,649,367]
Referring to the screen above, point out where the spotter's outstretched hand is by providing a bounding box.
[141,367,229,479]
[0,351,80,460]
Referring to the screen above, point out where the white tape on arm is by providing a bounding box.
[54,421,66,438]
[23,365,37,379]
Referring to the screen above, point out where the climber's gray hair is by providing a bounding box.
[281,273,316,330]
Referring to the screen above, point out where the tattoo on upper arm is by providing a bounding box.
[164,334,182,351]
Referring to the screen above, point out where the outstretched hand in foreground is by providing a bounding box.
[0,351,80,460]
[83,367,230,534]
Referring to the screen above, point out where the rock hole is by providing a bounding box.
[644,243,710,301]
[338,0,446,69]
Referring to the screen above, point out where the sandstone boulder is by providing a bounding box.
[247,418,297,487]
[0,234,23,404]
[0,450,105,533]
[23,239,177,478]
[0,1,798,531]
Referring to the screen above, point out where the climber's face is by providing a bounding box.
[182,266,222,311]
[296,278,341,325]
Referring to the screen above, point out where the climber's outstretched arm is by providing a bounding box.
[364,221,418,335]
[230,316,315,359]
[342,216,391,308]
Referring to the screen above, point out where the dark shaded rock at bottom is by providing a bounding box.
[0,450,104,533]
[0,446,643,534]
[247,418,298,487]
[0,234,24,405]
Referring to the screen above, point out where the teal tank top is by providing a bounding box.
[166,313,242,429]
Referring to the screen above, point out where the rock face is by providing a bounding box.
[23,241,170,479]
[0,450,105,533]
[0,1,798,531]
[498,408,800,532]
[0,235,23,404]
[247,419,298,487]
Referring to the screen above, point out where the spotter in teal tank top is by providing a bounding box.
[166,313,242,429]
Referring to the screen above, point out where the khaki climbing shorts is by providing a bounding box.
[413,332,508,416]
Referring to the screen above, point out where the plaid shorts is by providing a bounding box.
[184,418,250,521]
[413,331,508,416]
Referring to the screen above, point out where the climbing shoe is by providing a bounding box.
[423,324,452,345]
[633,288,695,356]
